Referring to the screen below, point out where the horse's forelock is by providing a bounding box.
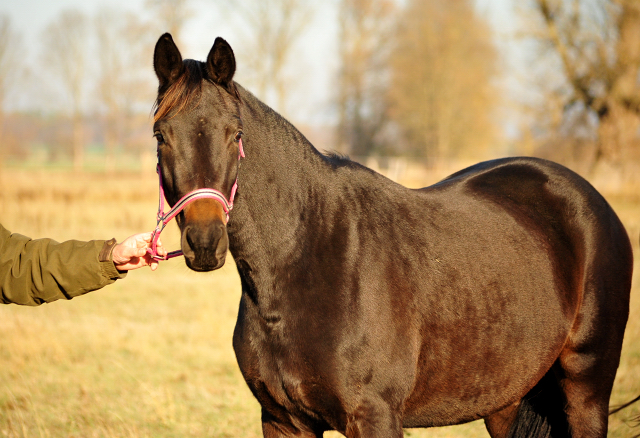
[153,60,205,122]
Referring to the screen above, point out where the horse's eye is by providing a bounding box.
[234,131,243,143]
[154,132,165,146]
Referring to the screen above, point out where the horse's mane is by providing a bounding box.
[153,60,205,122]
[154,69,361,173]
[324,151,350,161]
[322,151,360,169]
[236,85,365,171]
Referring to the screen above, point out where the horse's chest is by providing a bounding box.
[233,305,329,415]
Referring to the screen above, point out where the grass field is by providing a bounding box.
[0,165,639,437]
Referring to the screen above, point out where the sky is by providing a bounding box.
[0,0,520,128]
[0,0,341,124]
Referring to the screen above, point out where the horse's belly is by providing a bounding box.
[402,289,570,427]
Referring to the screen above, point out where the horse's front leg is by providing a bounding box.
[343,399,404,438]
[261,411,323,438]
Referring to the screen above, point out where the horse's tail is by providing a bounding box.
[506,372,570,438]
[610,394,640,416]
[610,393,640,437]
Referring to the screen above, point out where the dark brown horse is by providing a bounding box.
[151,33,634,437]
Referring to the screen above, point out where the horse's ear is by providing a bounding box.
[154,33,184,92]
[206,37,237,96]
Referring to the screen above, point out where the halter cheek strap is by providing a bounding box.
[147,138,244,260]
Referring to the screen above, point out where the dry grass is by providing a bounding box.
[0,166,638,437]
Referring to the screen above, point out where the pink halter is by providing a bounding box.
[147,139,244,260]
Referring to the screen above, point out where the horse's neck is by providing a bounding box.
[228,87,325,278]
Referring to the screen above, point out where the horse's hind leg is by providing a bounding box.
[484,402,519,438]
[486,355,618,438]
[554,339,620,438]
[556,325,625,438]
[486,369,571,438]
[556,258,631,438]
[487,277,629,438]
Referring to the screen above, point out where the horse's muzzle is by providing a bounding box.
[181,200,229,271]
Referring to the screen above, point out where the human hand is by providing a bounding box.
[112,232,166,271]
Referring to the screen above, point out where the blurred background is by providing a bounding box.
[0,0,639,437]
[0,0,638,180]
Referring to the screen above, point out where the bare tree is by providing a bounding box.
[336,0,397,156]
[42,10,90,171]
[95,7,157,173]
[388,0,500,162]
[220,0,314,118]
[0,15,19,112]
[524,0,640,170]
[0,15,22,167]
[145,0,193,48]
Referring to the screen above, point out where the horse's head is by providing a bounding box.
[152,33,242,272]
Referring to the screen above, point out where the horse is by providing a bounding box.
[150,33,634,438]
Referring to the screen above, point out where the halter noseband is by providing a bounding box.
[147,138,244,260]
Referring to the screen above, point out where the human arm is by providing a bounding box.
[0,224,164,306]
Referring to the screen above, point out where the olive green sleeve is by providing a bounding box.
[0,223,127,306]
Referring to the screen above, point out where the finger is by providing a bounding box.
[144,253,156,267]
[123,233,150,249]
[137,234,153,247]
[122,247,143,261]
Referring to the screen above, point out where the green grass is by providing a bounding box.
[0,168,639,437]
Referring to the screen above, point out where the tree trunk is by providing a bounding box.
[72,114,84,172]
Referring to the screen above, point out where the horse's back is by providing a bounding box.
[428,157,631,283]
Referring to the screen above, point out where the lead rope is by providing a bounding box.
[147,138,244,260]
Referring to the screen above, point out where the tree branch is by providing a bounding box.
[536,0,596,109]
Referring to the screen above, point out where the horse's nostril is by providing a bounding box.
[181,221,228,272]
[184,223,224,253]
[185,227,196,253]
